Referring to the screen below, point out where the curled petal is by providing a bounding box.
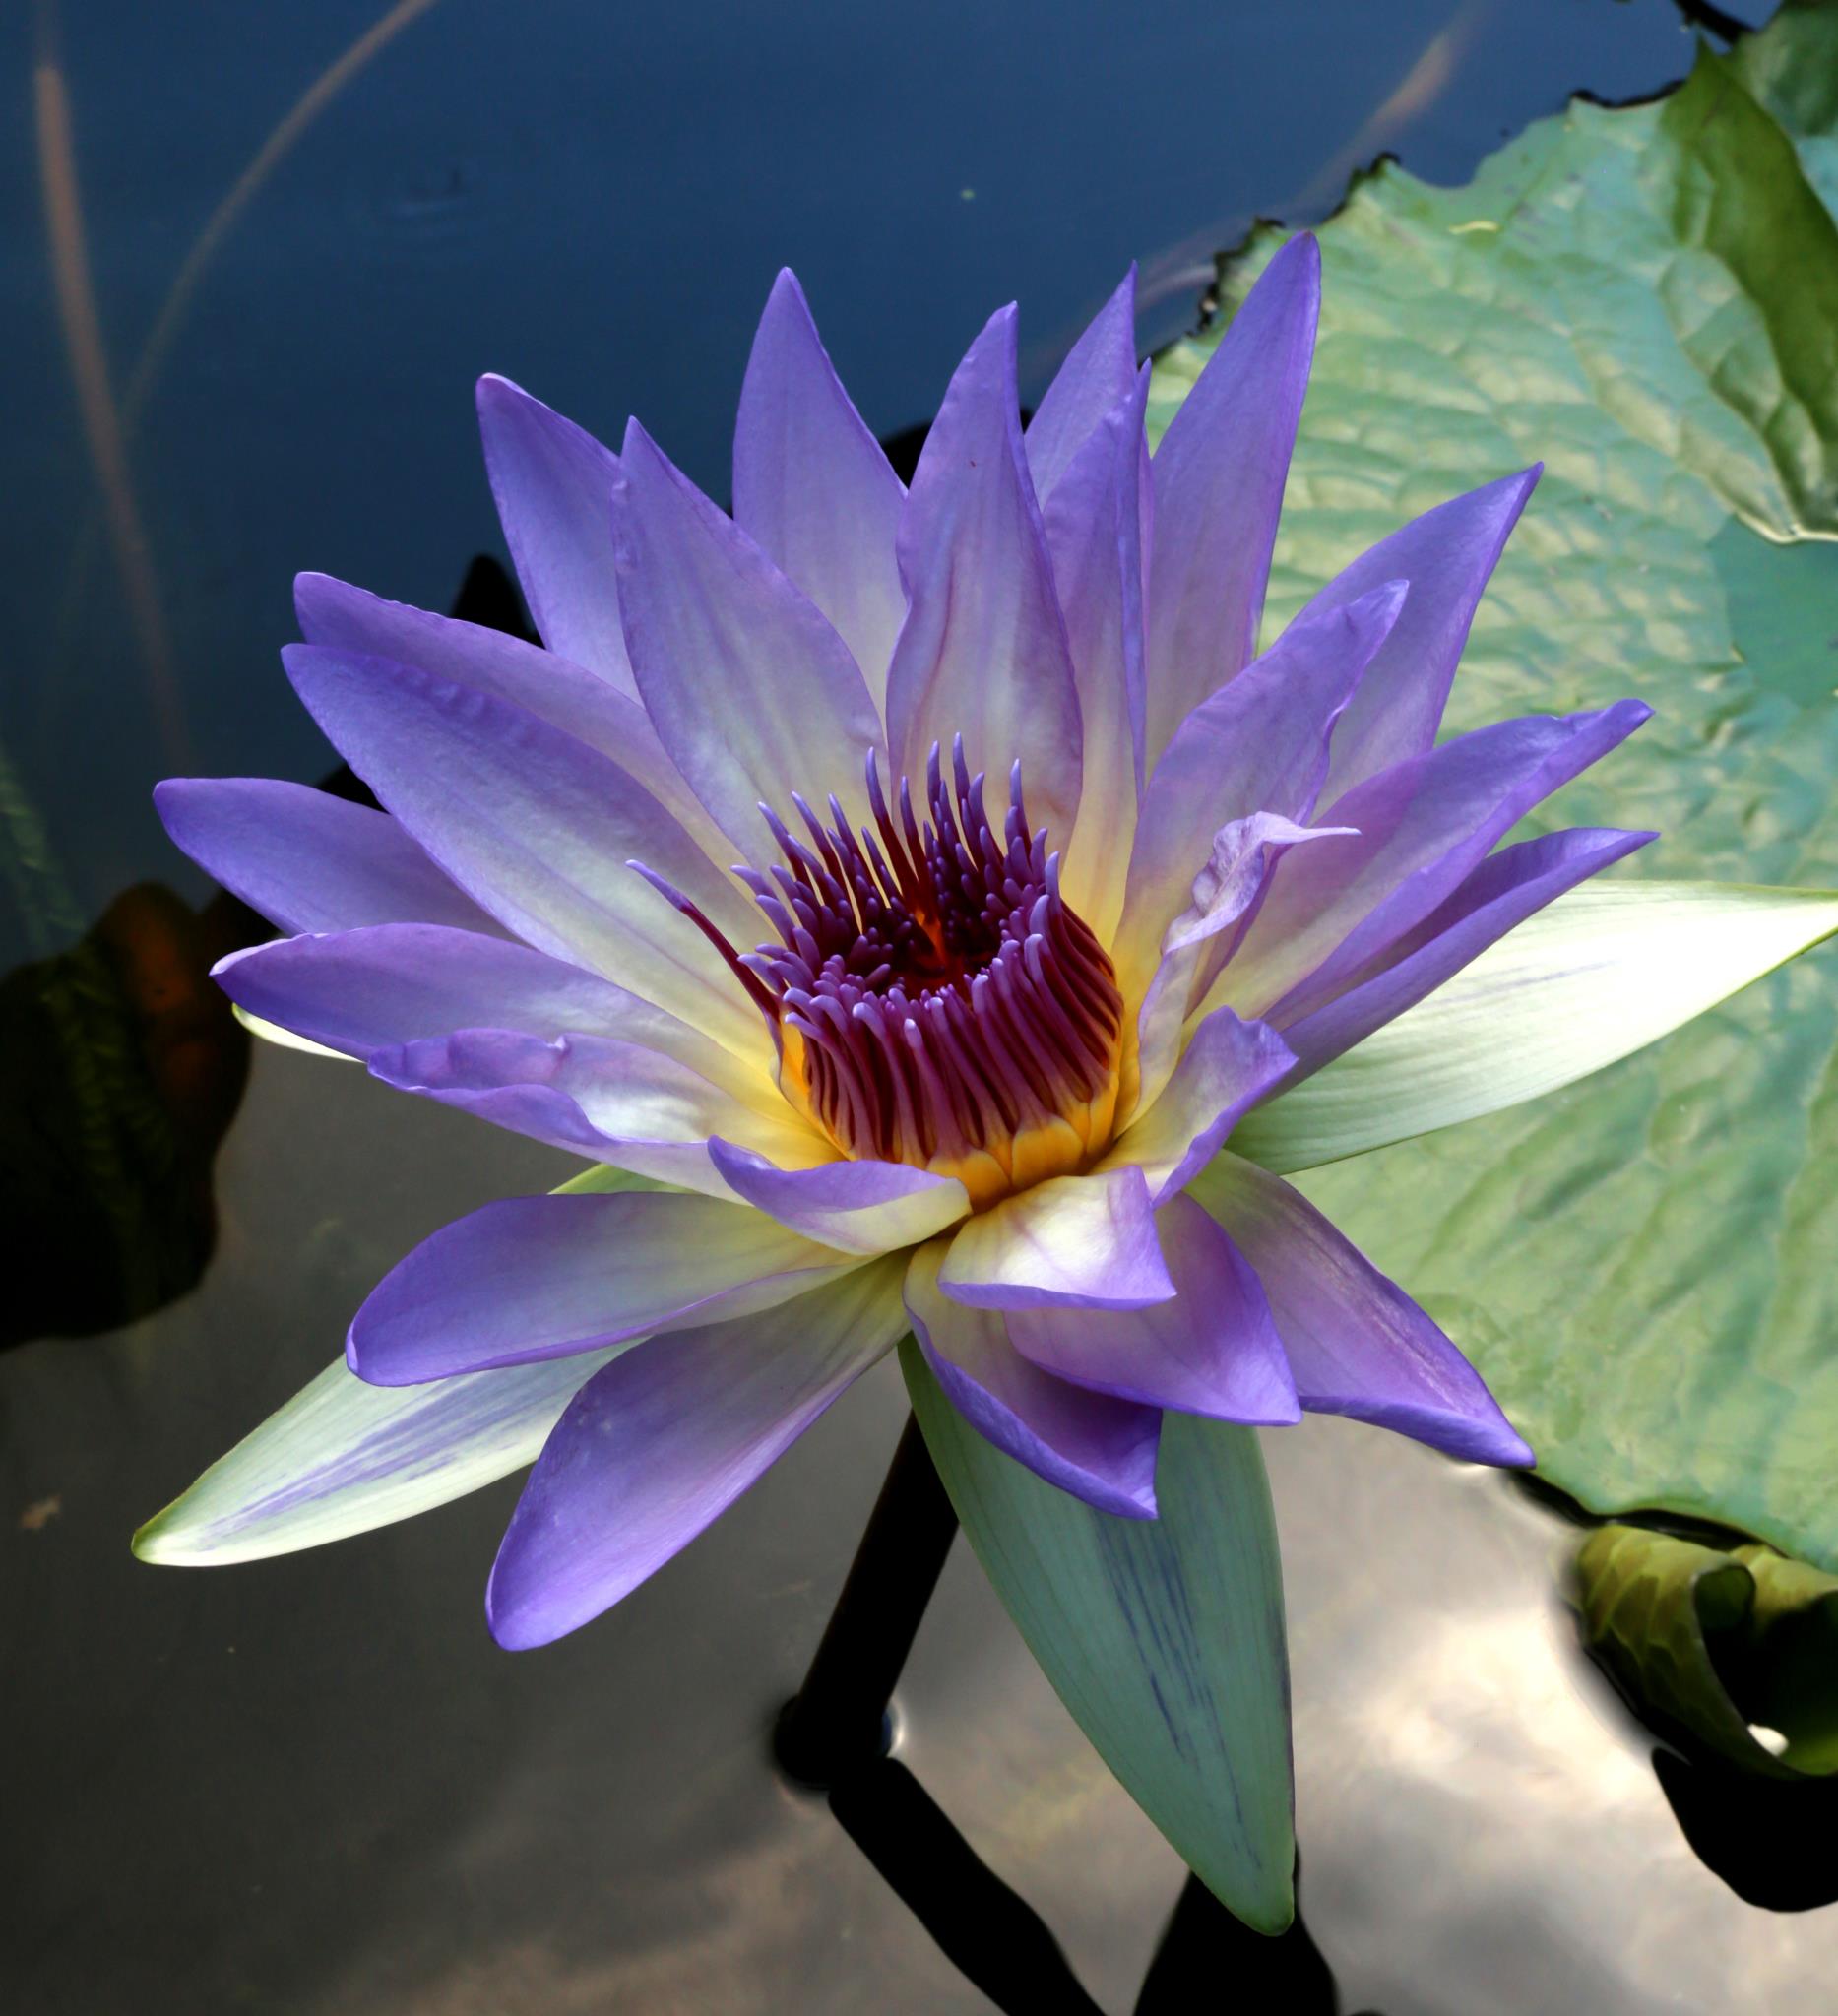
[369,1030,827,1195]
[938,1165,1175,1311]
[487,1257,910,1648]
[1109,1008,1296,1202]
[906,1240,1160,1517]
[1129,816,1349,1121]
[209,923,765,1105]
[1115,581,1405,996]
[1007,1193,1299,1424]
[706,1141,969,1255]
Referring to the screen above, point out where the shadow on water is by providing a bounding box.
[773,1413,1367,2010]
[828,1750,1361,2015]
[1652,1751,1838,1915]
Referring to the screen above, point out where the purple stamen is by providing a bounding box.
[630,742,1124,1178]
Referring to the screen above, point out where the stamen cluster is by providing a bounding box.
[641,739,1124,1203]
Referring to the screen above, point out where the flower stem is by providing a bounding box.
[773,1409,959,1789]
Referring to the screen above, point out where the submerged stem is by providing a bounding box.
[773,1409,960,1789]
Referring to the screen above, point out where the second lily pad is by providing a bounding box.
[1576,1523,1838,1779]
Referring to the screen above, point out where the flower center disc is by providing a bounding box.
[665,738,1124,1210]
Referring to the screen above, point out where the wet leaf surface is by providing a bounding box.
[1155,3,1838,1571]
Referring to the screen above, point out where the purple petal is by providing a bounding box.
[1193,1155,1532,1466]
[1007,1193,1299,1425]
[155,778,495,936]
[938,1165,1175,1311]
[1144,233,1320,766]
[368,1030,826,1195]
[487,1258,909,1648]
[1045,364,1151,946]
[731,269,907,705]
[1313,469,1542,804]
[1024,266,1139,506]
[475,375,635,697]
[294,572,728,858]
[1113,1008,1296,1203]
[884,304,1084,844]
[1278,826,1656,1076]
[1129,817,1352,1116]
[1115,581,1405,994]
[906,1242,1160,1517]
[706,1140,969,1255]
[209,923,753,1087]
[348,1191,854,1386]
[282,644,768,1063]
[613,420,885,861]
[1220,700,1653,1026]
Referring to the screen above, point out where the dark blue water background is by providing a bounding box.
[0,0,1770,950]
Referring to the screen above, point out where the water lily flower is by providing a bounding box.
[139,233,1838,1929]
[140,234,1676,1650]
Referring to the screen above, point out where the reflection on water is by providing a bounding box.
[0,554,529,1350]
[0,878,246,1347]
[7,0,1742,945]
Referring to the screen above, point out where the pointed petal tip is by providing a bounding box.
[1366,576,1412,622]
[975,299,1021,351]
[483,1567,555,1652]
[343,1315,381,1385]
[475,370,529,414]
[1267,227,1322,284]
[484,1599,537,1650]
[278,638,317,685]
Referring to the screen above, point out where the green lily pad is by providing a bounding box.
[1150,8,1838,1570]
[1575,1522,1838,1778]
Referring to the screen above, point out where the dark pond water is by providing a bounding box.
[7,1,1829,2010]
